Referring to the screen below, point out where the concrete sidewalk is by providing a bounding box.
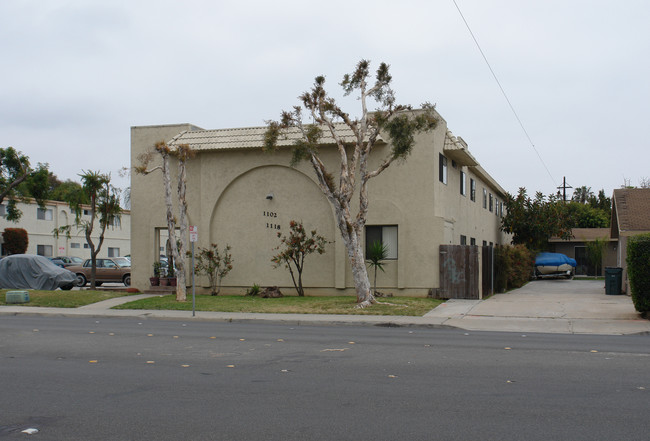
[1,280,649,335]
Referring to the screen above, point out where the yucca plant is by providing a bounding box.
[366,241,389,295]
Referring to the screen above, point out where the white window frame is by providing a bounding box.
[37,208,53,221]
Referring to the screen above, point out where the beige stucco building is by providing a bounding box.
[0,199,130,259]
[130,111,510,296]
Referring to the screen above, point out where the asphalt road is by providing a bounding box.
[1,316,648,440]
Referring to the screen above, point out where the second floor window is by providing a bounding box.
[37,208,53,221]
[439,154,448,184]
[460,171,466,196]
[470,179,476,201]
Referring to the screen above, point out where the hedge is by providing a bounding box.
[627,233,650,315]
[495,244,535,293]
[2,228,29,254]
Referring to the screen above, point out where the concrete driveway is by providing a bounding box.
[427,279,650,335]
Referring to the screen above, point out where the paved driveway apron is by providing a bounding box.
[429,279,650,335]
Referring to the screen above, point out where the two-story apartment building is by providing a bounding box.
[0,199,130,259]
[130,110,510,296]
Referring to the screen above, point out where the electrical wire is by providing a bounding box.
[452,0,557,187]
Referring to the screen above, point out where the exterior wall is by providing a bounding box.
[550,240,617,276]
[130,119,509,296]
[0,199,131,259]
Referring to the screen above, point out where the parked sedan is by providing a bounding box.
[67,258,131,287]
[0,254,76,290]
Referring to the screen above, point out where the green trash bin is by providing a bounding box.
[605,267,623,295]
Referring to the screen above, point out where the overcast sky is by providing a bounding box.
[2,0,648,201]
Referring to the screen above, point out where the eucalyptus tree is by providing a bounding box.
[265,60,437,307]
[136,142,194,301]
[54,171,122,289]
[0,146,50,221]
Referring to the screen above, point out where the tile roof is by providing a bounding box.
[168,123,375,151]
[613,188,650,233]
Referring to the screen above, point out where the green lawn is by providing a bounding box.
[1,289,132,308]
[114,295,444,316]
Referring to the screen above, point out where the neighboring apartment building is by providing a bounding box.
[130,110,510,296]
[0,199,130,259]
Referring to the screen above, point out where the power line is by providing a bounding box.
[452,0,557,188]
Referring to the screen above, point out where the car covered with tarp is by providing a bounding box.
[0,254,76,290]
[535,252,577,279]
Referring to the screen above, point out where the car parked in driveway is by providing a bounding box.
[0,254,76,290]
[66,257,131,287]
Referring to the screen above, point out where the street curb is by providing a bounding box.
[0,309,458,330]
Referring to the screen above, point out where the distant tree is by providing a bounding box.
[639,177,650,189]
[265,60,437,307]
[501,188,574,250]
[136,142,194,301]
[272,220,327,297]
[366,240,389,295]
[191,243,233,296]
[0,147,50,221]
[589,189,611,212]
[2,228,28,254]
[571,186,594,204]
[54,171,122,289]
[566,202,610,228]
[49,179,90,204]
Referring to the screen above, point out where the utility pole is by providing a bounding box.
[557,176,572,201]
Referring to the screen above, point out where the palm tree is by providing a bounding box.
[572,186,593,204]
[366,241,389,295]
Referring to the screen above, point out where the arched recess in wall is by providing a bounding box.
[209,165,336,289]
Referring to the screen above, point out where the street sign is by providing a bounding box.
[190,225,198,242]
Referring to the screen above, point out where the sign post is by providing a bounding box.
[189,226,198,317]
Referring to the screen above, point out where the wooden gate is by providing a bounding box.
[439,245,480,299]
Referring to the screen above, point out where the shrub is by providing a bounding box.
[626,233,650,315]
[246,283,261,297]
[494,244,535,293]
[2,228,29,254]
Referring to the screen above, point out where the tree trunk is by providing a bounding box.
[161,151,185,301]
[175,156,188,302]
[336,219,375,307]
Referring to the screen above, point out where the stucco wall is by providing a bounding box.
[130,120,508,296]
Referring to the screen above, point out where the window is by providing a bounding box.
[110,217,121,228]
[0,204,5,217]
[495,199,500,216]
[84,243,90,249]
[37,208,53,221]
[483,240,487,246]
[499,202,504,218]
[460,235,467,245]
[460,171,466,196]
[439,154,447,184]
[108,247,120,257]
[470,238,476,246]
[83,209,90,216]
[37,245,53,257]
[470,179,476,202]
[489,193,494,212]
[71,243,80,249]
[365,225,398,259]
[483,189,487,209]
